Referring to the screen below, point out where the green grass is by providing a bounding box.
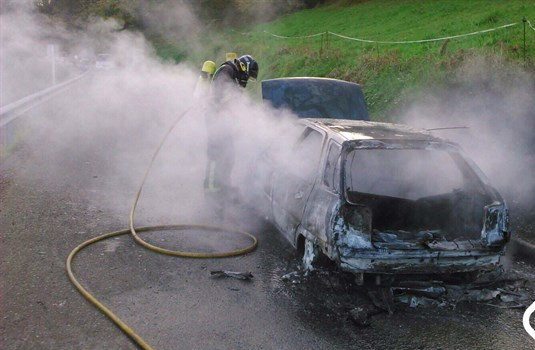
[172,0,535,120]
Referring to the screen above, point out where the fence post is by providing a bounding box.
[523,17,527,63]
[320,32,324,56]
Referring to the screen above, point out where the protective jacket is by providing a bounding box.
[212,60,243,89]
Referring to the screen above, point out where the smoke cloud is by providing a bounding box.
[1,1,300,232]
[135,0,203,48]
[399,56,535,209]
[0,1,71,103]
[4,1,533,239]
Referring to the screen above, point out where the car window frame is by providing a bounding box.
[289,125,326,182]
[322,140,342,193]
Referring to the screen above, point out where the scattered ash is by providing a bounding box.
[279,264,535,327]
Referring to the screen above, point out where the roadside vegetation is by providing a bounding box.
[38,0,535,119]
[188,0,535,119]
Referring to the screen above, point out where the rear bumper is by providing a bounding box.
[339,248,502,274]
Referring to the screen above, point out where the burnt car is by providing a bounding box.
[256,118,510,279]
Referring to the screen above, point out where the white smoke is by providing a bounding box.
[1,1,300,231]
[399,56,535,208]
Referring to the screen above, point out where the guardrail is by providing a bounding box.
[0,71,89,129]
[0,71,89,160]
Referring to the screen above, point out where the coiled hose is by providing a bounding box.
[66,108,258,350]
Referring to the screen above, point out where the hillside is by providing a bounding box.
[177,0,535,119]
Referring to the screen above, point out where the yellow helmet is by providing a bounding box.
[201,60,216,75]
[225,52,237,61]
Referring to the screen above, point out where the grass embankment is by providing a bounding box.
[159,0,535,120]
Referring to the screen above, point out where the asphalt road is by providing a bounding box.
[1,84,535,349]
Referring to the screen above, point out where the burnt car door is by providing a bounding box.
[300,140,342,246]
[271,126,325,243]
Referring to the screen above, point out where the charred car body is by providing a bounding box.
[256,118,510,279]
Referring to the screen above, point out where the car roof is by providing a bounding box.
[262,76,361,85]
[301,118,443,143]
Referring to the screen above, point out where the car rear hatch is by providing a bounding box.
[340,139,509,251]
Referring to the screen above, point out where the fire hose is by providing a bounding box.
[66,108,258,350]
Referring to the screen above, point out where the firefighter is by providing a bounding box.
[203,55,259,218]
[212,54,258,89]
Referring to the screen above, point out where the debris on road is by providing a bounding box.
[397,295,445,308]
[393,281,447,299]
[210,270,254,280]
[368,288,395,315]
[391,275,534,309]
[281,270,306,284]
[349,306,371,327]
[279,263,535,329]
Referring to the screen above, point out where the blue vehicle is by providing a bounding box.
[261,77,368,121]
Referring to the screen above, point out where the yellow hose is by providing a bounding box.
[66,109,258,350]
